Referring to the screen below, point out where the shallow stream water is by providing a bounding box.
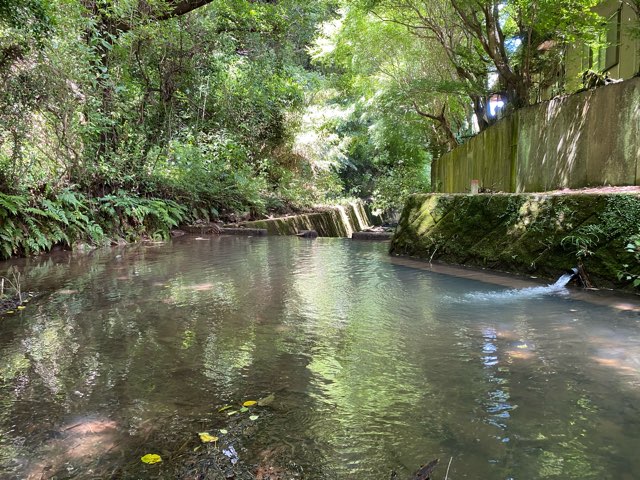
[0,236,639,479]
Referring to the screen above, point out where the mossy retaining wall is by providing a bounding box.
[390,193,640,289]
[241,201,371,237]
[432,78,640,193]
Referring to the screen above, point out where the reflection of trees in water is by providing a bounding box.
[1,239,640,478]
[0,238,318,476]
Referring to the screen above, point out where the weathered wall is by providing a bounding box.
[565,1,640,92]
[390,193,640,289]
[241,201,371,237]
[433,78,640,193]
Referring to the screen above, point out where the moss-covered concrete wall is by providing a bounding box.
[390,193,640,289]
[433,78,640,193]
[241,201,371,237]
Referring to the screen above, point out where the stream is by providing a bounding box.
[0,236,639,479]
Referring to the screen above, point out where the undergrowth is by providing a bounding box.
[561,195,640,288]
[0,190,187,259]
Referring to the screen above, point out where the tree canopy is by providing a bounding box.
[0,0,617,235]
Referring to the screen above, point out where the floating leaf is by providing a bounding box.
[199,432,219,443]
[218,405,233,412]
[6,311,14,314]
[17,306,26,310]
[240,407,249,413]
[141,453,162,464]
[516,344,529,349]
[219,429,228,435]
[249,415,259,421]
[227,410,239,416]
[242,400,257,407]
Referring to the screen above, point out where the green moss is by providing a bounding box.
[390,193,640,290]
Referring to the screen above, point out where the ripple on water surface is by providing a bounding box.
[0,237,639,479]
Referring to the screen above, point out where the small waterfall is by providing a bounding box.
[551,268,579,289]
[453,268,579,303]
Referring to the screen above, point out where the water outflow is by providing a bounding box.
[552,267,579,288]
[454,268,579,303]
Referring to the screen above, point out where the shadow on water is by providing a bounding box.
[1,240,640,479]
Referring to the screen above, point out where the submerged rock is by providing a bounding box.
[296,230,318,238]
[352,230,393,241]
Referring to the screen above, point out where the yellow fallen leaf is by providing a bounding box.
[199,432,218,443]
[17,306,26,310]
[242,400,257,407]
[6,311,14,314]
[516,344,529,349]
[141,453,162,464]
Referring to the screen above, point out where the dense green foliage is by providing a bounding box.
[0,190,186,258]
[0,0,338,217]
[0,0,629,257]
[309,0,604,151]
[296,0,607,210]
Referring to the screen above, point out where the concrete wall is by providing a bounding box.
[390,193,640,289]
[433,77,640,193]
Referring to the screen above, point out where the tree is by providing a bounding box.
[363,0,602,110]
[0,0,53,186]
[305,8,436,208]
[1,0,344,217]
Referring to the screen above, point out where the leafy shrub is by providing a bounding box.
[0,190,186,259]
[96,193,187,241]
[618,235,640,288]
[149,133,269,220]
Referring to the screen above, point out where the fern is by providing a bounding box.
[0,189,188,259]
[0,194,27,217]
[41,198,70,225]
[57,189,85,208]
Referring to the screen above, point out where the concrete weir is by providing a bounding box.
[241,201,371,237]
[390,192,640,290]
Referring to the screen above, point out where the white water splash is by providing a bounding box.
[451,271,577,303]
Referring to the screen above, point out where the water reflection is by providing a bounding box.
[480,327,515,436]
[0,237,639,478]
